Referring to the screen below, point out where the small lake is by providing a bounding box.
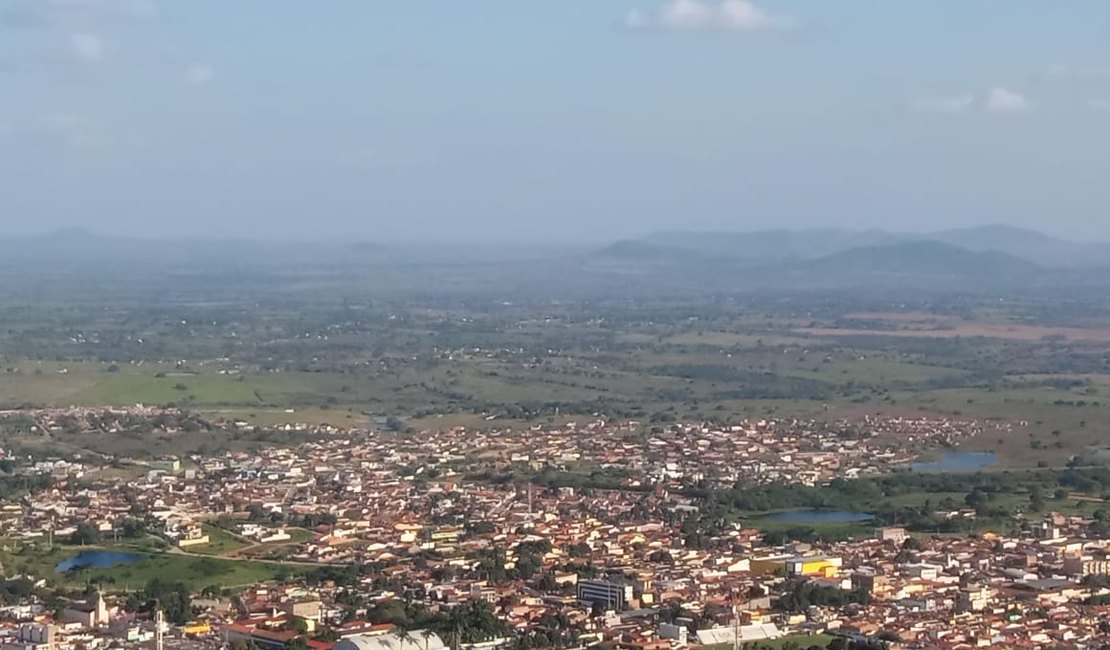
[762,510,874,524]
[909,451,997,473]
[55,551,142,573]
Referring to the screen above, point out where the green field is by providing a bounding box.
[750,515,874,543]
[5,298,1110,472]
[0,543,302,591]
[187,525,252,556]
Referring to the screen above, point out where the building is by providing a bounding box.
[61,593,110,628]
[658,623,688,646]
[956,582,993,613]
[283,599,324,632]
[876,527,909,545]
[1,624,57,650]
[175,524,210,548]
[785,555,841,578]
[577,579,634,610]
[150,458,181,473]
[852,571,890,598]
[749,554,793,576]
[1063,553,1110,577]
[220,624,301,650]
[335,631,447,650]
[694,624,782,646]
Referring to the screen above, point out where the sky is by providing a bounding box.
[1,0,1109,243]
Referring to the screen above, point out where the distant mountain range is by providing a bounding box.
[605,225,1110,269]
[4,224,1110,294]
[592,225,1110,291]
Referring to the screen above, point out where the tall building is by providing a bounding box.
[4,624,57,650]
[577,579,634,610]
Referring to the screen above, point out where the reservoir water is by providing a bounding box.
[909,451,997,473]
[55,550,142,573]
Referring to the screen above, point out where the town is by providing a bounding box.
[3,409,1110,649]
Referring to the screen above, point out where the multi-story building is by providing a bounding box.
[577,580,634,610]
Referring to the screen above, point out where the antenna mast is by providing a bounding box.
[155,603,165,650]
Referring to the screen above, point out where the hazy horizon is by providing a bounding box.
[3,1,1110,242]
[10,221,1110,248]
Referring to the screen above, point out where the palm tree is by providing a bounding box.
[420,628,437,650]
[395,624,416,650]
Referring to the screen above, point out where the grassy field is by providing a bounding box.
[749,515,874,542]
[5,309,1110,471]
[1,351,1102,469]
[188,525,251,556]
[0,542,302,591]
[82,553,299,591]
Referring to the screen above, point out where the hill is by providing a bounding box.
[930,224,1110,268]
[608,225,1110,269]
[798,241,1043,286]
[634,228,902,261]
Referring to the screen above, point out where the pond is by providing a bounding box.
[55,550,143,573]
[909,451,997,473]
[761,510,874,524]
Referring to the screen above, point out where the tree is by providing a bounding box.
[137,579,192,625]
[121,518,147,538]
[433,600,508,650]
[70,522,101,545]
[568,542,591,558]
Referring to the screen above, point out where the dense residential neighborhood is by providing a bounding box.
[2,409,1110,649]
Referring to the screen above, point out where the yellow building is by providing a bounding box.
[749,554,792,576]
[181,623,212,636]
[785,556,841,578]
[429,527,461,543]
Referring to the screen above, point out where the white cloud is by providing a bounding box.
[626,0,789,33]
[910,94,974,115]
[909,87,1036,116]
[1090,98,1110,111]
[70,32,104,63]
[185,63,214,85]
[984,87,1031,114]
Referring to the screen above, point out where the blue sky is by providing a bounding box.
[1,0,1109,242]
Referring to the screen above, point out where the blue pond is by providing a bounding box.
[762,510,874,524]
[55,551,142,573]
[909,451,997,473]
